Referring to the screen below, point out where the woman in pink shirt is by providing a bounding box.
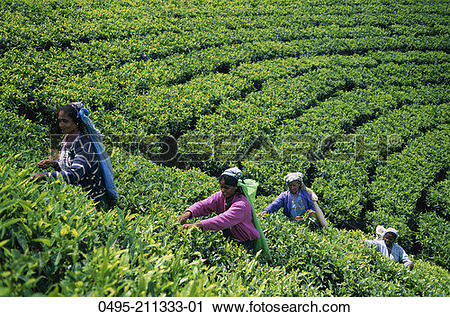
[177,167,260,249]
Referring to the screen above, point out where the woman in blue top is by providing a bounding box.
[31,102,117,209]
[259,172,327,228]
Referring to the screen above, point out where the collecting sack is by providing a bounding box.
[238,179,271,260]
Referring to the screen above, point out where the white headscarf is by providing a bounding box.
[383,228,399,239]
[284,172,304,183]
[376,226,399,240]
[284,172,306,189]
[221,167,243,180]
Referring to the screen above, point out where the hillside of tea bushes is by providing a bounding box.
[0,0,449,296]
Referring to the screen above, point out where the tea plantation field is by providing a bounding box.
[0,0,449,296]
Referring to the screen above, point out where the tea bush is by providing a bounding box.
[1,153,448,296]
[368,127,450,262]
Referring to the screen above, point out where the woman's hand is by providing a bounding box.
[30,173,46,181]
[296,210,316,222]
[258,210,268,217]
[38,159,56,169]
[177,211,192,225]
[181,222,203,230]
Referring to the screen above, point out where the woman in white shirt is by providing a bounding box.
[364,227,414,269]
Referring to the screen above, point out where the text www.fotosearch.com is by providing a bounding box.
[211,300,351,313]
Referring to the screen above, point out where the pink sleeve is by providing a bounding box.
[200,199,249,231]
[188,192,221,218]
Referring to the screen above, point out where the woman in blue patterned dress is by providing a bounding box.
[31,102,117,209]
[259,172,327,228]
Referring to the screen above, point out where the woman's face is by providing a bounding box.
[58,110,79,135]
[383,232,397,248]
[288,181,300,195]
[220,178,237,198]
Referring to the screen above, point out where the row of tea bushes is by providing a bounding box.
[1,150,449,296]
